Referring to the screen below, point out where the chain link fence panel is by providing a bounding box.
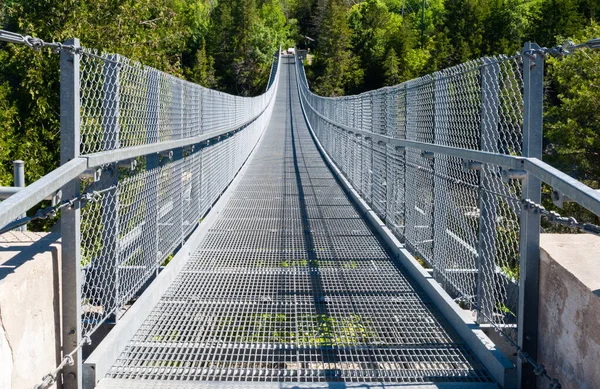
[78,48,280,339]
[296,54,523,345]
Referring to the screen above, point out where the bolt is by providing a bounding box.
[67,373,76,381]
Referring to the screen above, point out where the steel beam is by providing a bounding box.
[517,42,544,389]
[60,37,83,389]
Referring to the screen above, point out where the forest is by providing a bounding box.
[0,0,598,223]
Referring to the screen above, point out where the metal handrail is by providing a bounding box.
[298,82,600,216]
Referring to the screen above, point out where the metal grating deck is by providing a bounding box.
[101,57,494,387]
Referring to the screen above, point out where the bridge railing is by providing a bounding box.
[73,44,280,342]
[295,44,600,386]
[0,31,280,387]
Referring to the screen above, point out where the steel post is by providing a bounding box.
[477,58,500,324]
[100,54,121,323]
[432,72,448,287]
[60,38,82,389]
[174,79,184,246]
[13,160,26,231]
[404,81,416,251]
[401,85,408,238]
[517,42,544,389]
[145,69,160,276]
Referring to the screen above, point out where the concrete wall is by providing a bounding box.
[538,234,600,389]
[0,232,61,389]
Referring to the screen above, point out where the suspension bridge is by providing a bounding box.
[1,31,600,389]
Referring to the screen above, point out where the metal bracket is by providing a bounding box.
[52,190,63,207]
[501,168,526,182]
[118,159,137,171]
[551,189,571,209]
[82,168,102,182]
[421,151,434,160]
[462,160,482,172]
[160,150,174,161]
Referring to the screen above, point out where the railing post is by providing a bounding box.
[13,160,25,232]
[477,58,500,324]
[175,79,184,245]
[404,81,416,248]
[145,69,160,275]
[432,72,447,286]
[399,85,408,237]
[100,54,120,322]
[197,89,205,218]
[518,42,544,389]
[145,158,158,272]
[354,133,362,191]
[60,38,82,389]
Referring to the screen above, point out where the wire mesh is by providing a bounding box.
[297,54,524,344]
[79,50,276,155]
[107,57,491,383]
[78,49,280,339]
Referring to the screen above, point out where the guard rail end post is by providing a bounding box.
[518,41,544,389]
[60,37,83,389]
[13,160,26,232]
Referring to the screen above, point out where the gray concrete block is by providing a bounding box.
[539,234,600,389]
[0,232,61,389]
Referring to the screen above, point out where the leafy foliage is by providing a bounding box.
[291,0,600,227]
[541,23,600,227]
[311,0,363,96]
[545,23,600,186]
[294,0,599,94]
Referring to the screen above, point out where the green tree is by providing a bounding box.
[0,0,197,184]
[0,82,18,186]
[541,23,600,228]
[440,0,489,66]
[529,0,585,47]
[209,0,286,95]
[313,0,363,96]
[482,0,528,55]
[545,23,600,186]
[348,0,391,89]
[185,38,217,88]
[383,47,401,85]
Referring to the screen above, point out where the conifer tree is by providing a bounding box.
[383,48,401,85]
[314,0,362,96]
